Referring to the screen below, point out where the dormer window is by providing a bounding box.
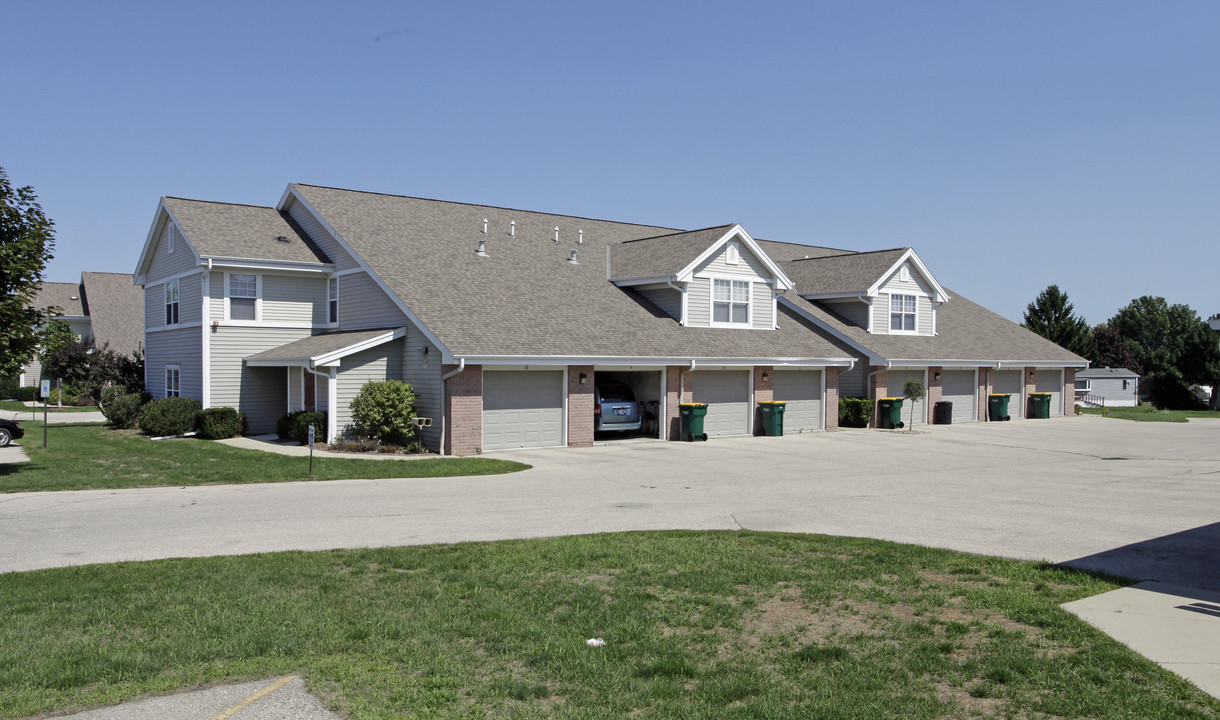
[890,294,916,332]
[713,279,750,325]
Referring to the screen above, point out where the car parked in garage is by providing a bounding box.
[0,418,25,447]
[594,381,641,432]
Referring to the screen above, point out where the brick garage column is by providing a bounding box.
[1024,367,1036,418]
[665,365,692,440]
[753,366,773,435]
[824,367,840,431]
[443,363,482,456]
[927,367,943,420]
[567,365,594,447]
[1064,367,1076,416]
[870,366,888,428]
[977,367,990,422]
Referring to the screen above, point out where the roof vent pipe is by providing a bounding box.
[476,238,489,257]
[482,219,488,235]
[578,229,584,245]
[569,249,579,264]
[510,221,516,238]
[554,227,560,243]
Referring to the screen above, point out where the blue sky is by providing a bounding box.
[4,1,1217,325]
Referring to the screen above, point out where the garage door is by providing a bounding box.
[940,370,976,423]
[1035,368,1064,417]
[693,371,750,437]
[771,370,822,432]
[992,370,1024,418]
[483,371,564,450]
[887,369,927,425]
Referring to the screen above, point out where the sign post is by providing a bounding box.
[40,379,50,448]
[308,424,315,476]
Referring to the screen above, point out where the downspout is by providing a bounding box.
[439,358,467,456]
[679,359,696,404]
[666,279,686,326]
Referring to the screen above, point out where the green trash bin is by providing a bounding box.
[679,403,708,441]
[1029,392,1052,419]
[759,401,786,436]
[988,394,1011,421]
[877,397,905,429]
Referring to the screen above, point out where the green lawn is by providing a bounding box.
[1079,406,1220,422]
[1,421,528,492]
[1,532,1215,719]
[0,400,96,412]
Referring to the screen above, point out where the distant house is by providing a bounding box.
[1075,367,1139,408]
[18,273,145,389]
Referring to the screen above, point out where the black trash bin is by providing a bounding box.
[933,400,953,425]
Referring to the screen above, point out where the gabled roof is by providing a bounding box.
[609,225,734,280]
[784,249,909,296]
[246,328,405,367]
[30,282,86,317]
[80,272,144,356]
[163,197,329,265]
[287,185,849,362]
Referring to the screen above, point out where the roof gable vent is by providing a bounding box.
[476,238,489,257]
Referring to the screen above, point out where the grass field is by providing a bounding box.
[1079,406,1220,423]
[1,531,1215,719]
[0,421,528,492]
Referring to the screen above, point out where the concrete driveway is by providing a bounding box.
[3,415,1218,592]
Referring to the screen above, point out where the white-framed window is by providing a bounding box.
[713,279,750,325]
[228,273,258,321]
[165,365,181,397]
[890,294,916,332]
[328,277,339,324]
[725,242,740,266]
[1074,379,1089,391]
[164,279,180,325]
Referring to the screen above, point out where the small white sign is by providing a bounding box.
[308,424,316,449]
[40,379,51,397]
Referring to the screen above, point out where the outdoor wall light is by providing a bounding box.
[761,372,769,382]
[420,346,428,355]
[934,371,941,380]
[579,373,588,384]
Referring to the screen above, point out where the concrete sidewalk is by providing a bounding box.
[44,675,339,719]
[0,407,106,423]
[217,434,437,460]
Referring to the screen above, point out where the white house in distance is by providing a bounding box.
[132,183,1087,454]
[1075,367,1140,408]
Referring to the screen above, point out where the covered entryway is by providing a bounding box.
[1035,368,1064,416]
[939,369,977,424]
[771,369,823,432]
[992,369,1024,419]
[483,370,564,450]
[693,370,751,437]
[887,369,927,425]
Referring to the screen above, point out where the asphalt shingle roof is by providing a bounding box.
[783,249,910,296]
[31,282,86,316]
[164,197,330,265]
[609,226,735,279]
[248,329,401,362]
[80,272,145,356]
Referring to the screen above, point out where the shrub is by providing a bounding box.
[276,411,301,441]
[349,380,418,445]
[195,407,244,440]
[102,388,146,429]
[839,397,875,428]
[292,411,328,445]
[137,396,202,436]
[15,386,38,402]
[46,387,91,406]
[0,375,18,400]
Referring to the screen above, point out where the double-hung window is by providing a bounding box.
[229,274,258,321]
[165,365,181,397]
[713,279,750,325]
[328,277,339,324]
[164,279,179,325]
[890,294,916,332]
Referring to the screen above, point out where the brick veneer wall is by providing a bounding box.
[753,366,773,434]
[870,366,887,428]
[1064,367,1076,415]
[443,363,482,456]
[977,367,990,422]
[1024,367,1036,417]
[665,365,692,440]
[824,367,840,431]
[568,365,594,447]
[927,367,943,422]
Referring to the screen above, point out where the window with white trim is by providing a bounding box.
[228,273,257,321]
[713,279,750,325]
[165,365,181,397]
[164,279,179,325]
[890,294,916,332]
[328,277,339,324]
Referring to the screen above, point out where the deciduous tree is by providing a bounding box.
[0,167,56,376]
[1107,296,1220,409]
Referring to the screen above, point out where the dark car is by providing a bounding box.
[0,417,24,447]
[594,382,641,432]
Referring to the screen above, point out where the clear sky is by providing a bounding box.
[3,1,1217,325]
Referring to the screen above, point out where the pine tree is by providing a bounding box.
[1022,285,1092,357]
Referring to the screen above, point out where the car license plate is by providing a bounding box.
[614,407,628,416]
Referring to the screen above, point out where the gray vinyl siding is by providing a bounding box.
[338,272,408,329]
[400,327,443,451]
[687,278,711,327]
[285,198,359,272]
[262,274,326,324]
[693,241,770,280]
[873,267,935,335]
[821,298,870,329]
[636,284,683,322]
[1080,377,1138,406]
[146,273,202,329]
[20,358,43,388]
[148,221,198,281]
[208,271,224,320]
[209,326,313,433]
[334,342,404,437]
[838,362,866,398]
[145,328,202,400]
[752,285,773,328]
[288,366,302,409]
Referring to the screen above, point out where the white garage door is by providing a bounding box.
[887,369,927,425]
[483,371,564,450]
[940,370,976,423]
[693,371,750,437]
[992,370,1024,419]
[771,370,823,432]
[1035,368,1064,417]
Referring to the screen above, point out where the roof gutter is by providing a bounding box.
[439,358,467,456]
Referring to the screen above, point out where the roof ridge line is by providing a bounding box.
[164,196,276,211]
[618,224,736,244]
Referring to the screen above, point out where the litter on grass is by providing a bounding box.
[586,638,606,647]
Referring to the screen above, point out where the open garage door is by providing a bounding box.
[771,370,823,432]
[887,369,927,425]
[939,370,977,423]
[694,370,750,437]
[992,370,1024,418]
[483,370,564,450]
